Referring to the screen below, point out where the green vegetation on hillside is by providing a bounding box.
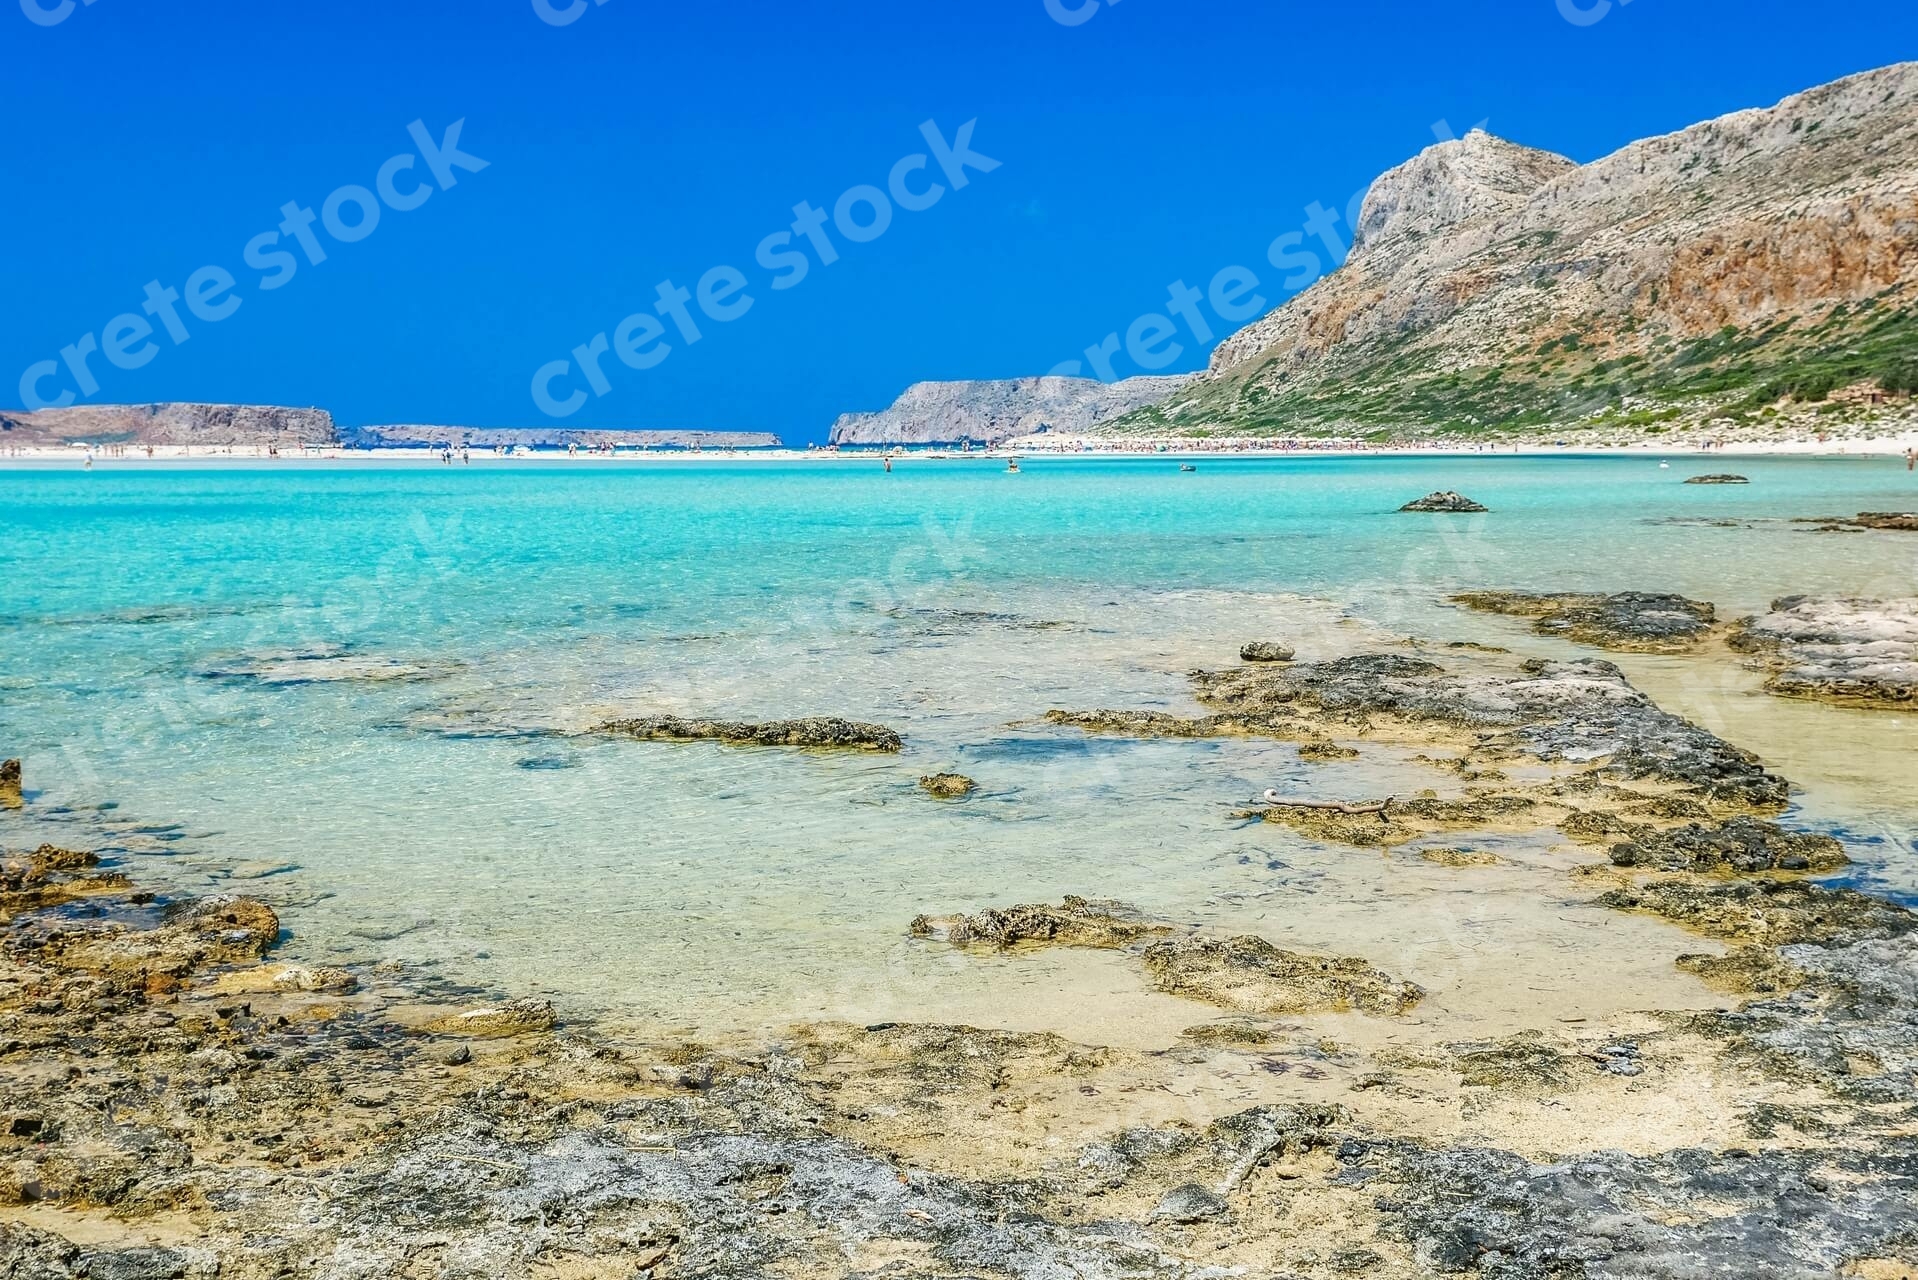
[1114,293,1918,439]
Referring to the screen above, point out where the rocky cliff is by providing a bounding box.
[828,376,1189,446]
[1114,62,1918,440]
[0,403,337,447]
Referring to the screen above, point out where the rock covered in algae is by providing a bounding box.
[918,772,977,798]
[1608,817,1847,873]
[1450,590,1719,652]
[594,714,904,751]
[1141,934,1423,1016]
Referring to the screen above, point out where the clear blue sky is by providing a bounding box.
[3,0,1911,442]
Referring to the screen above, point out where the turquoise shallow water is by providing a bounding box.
[2,456,1914,1039]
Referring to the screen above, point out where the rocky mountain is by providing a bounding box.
[1114,62,1918,441]
[828,376,1189,446]
[0,403,336,447]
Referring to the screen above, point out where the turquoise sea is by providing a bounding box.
[2,456,1914,1043]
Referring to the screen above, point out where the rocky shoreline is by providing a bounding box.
[4,596,1918,1278]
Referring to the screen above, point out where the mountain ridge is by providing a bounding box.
[1130,61,1918,440]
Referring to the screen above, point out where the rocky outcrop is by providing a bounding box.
[594,714,904,751]
[0,403,336,446]
[0,759,18,810]
[1451,590,1719,652]
[918,772,977,798]
[1109,63,1918,440]
[828,375,1188,445]
[1399,491,1487,512]
[1239,641,1296,662]
[1729,596,1918,710]
[1685,474,1751,484]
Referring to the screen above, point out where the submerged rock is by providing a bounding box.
[1240,641,1297,663]
[918,772,977,799]
[594,715,904,751]
[1399,491,1489,513]
[910,896,1168,949]
[1141,935,1423,1016]
[1043,708,1220,738]
[1684,473,1750,484]
[1608,817,1848,873]
[1729,596,1918,711]
[1296,739,1360,761]
[1451,589,1719,652]
[1420,847,1500,867]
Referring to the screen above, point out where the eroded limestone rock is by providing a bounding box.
[1730,596,1918,711]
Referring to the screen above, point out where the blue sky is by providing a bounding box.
[3,0,1912,442]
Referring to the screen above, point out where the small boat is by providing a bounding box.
[1179,463,1197,472]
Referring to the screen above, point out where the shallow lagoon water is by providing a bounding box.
[2,455,1914,1041]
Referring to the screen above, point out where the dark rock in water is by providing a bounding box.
[1684,473,1750,484]
[1799,511,1918,532]
[1729,596,1918,711]
[1141,935,1424,1016]
[1608,817,1847,873]
[918,772,977,799]
[0,758,19,809]
[1151,1183,1227,1223]
[1399,491,1489,513]
[594,715,903,752]
[1451,590,1718,653]
[1598,877,1916,947]
[1240,641,1297,663]
[910,896,1168,949]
